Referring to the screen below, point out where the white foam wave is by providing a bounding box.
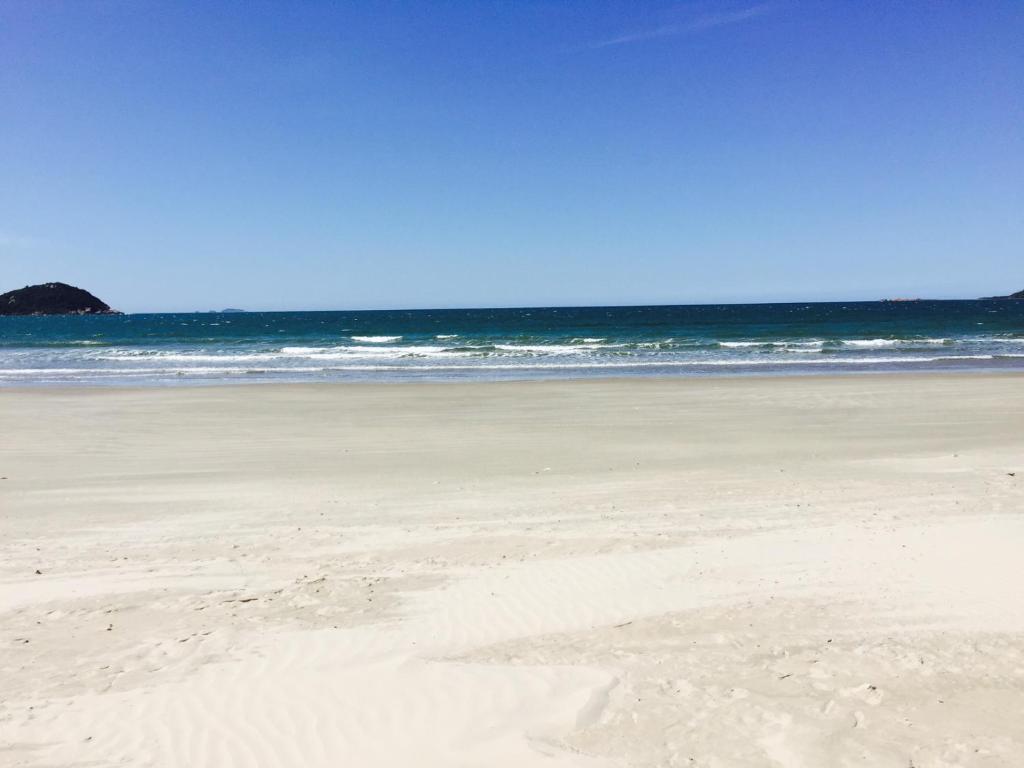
[0,367,298,376]
[351,335,402,343]
[839,338,951,348]
[846,339,895,348]
[493,343,606,354]
[92,348,151,357]
[94,352,283,363]
[296,346,455,359]
[74,355,1024,371]
[719,340,825,349]
[313,353,1021,371]
[93,346,465,363]
[5,353,1024,384]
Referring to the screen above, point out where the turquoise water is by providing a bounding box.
[2,301,1023,385]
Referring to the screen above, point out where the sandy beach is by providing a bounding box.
[2,374,1023,767]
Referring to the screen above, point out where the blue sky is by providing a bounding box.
[2,1,1021,312]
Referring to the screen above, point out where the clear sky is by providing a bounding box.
[2,1,1021,312]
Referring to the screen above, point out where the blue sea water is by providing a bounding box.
[2,301,1024,386]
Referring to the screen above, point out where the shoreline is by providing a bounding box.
[3,366,1024,394]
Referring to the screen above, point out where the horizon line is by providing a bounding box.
[107,295,1011,315]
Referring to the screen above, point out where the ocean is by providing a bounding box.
[2,301,1023,386]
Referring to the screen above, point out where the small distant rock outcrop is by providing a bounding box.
[0,282,121,316]
[981,289,1024,300]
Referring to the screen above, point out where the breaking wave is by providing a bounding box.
[2,304,1023,385]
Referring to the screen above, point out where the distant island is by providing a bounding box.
[221,308,246,313]
[0,282,121,316]
[981,289,1024,300]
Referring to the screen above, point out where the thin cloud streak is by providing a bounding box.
[587,2,781,50]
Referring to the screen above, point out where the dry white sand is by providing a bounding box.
[1,374,1023,767]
